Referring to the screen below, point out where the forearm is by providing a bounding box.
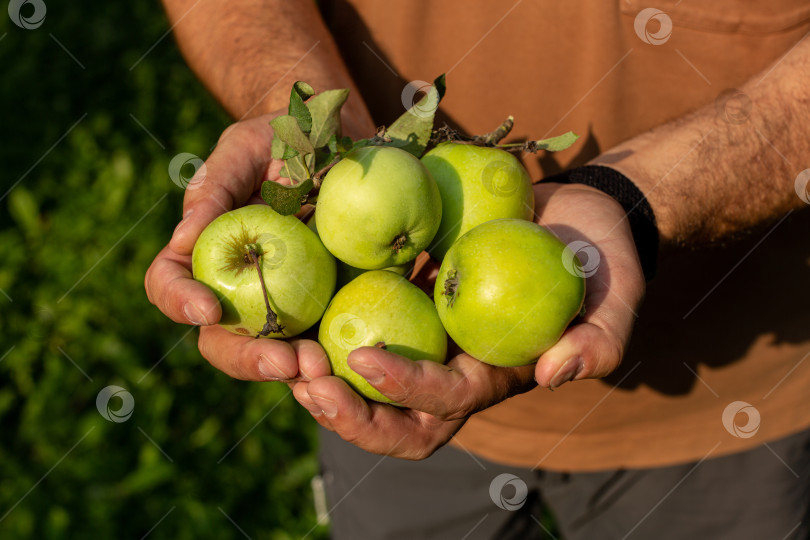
[592,38,810,247]
[162,0,369,122]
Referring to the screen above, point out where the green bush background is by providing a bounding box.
[0,3,327,539]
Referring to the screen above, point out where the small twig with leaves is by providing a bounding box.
[431,117,578,154]
[429,117,513,147]
[261,75,447,216]
[261,75,578,216]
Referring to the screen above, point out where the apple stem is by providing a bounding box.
[443,270,459,308]
[374,341,387,349]
[247,245,284,338]
[368,126,393,146]
[312,156,342,188]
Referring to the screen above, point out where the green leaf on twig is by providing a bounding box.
[261,178,314,216]
[384,74,446,157]
[278,155,311,184]
[271,135,297,160]
[308,88,350,148]
[289,81,315,133]
[270,115,315,157]
[263,84,355,214]
[527,131,579,152]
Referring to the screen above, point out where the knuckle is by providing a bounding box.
[198,331,247,381]
[433,403,468,422]
[146,260,183,319]
[412,395,464,421]
[339,428,367,448]
[167,278,191,322]
[419,412,449,431]
[199,180,238,212]
[595,333,626,377]
[440,409,469,422]
[144,255,173,308]
[227,348,252,380]
[405,443,438,461]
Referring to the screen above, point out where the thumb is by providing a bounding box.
[534,322,624,388]
[170,115,278,255]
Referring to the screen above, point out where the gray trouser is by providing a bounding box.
[318,426,810,539]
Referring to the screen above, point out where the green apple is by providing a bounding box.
[422,142,535,260]
[305,208,413,287]
[192,204,336,338]
[318,270,447,403]
[434,219,584,367]
[315,146,442,269]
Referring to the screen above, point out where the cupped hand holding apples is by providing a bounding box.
[146,77,645,459]
[145,113,305,382]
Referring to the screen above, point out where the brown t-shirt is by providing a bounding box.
[322,0,810,471]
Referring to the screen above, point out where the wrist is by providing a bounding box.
[540,165,659,280]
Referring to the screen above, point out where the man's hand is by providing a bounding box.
[292,346,537,460]
[290,181,645,459]
[145,113,307,382]
[532,182,645,387]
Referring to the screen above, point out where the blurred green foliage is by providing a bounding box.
[0,3,326,539]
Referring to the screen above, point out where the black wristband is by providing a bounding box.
[542,165,659,280]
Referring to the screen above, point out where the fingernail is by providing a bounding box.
[349,358,384,385]
[549,357,584,389]
[259,353,296,380]
[183,302,208,325]
[311,394,338,419]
